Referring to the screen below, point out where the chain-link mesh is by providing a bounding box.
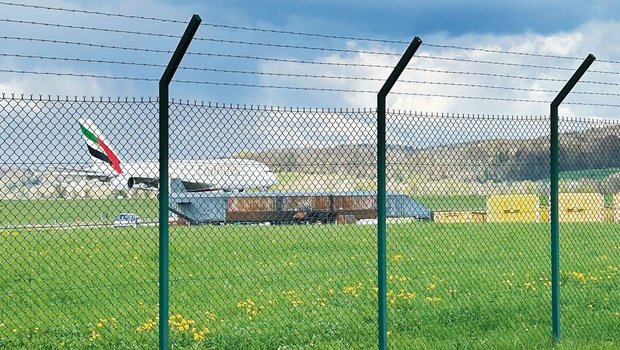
[386,112,552,348]
[167,103,379,348]
[558,116,620,345]
[385,111,619,348]
[1,95,619,348]
[0,96,160,348]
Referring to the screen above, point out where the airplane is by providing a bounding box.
[71,118,278,192]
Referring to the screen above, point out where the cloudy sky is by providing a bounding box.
[1,0,620,119]
[3,0,620,165]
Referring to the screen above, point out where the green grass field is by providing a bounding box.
[1,222,619,349]
[0,199,158,226]
[0,196,488,227]
[560,168,620,180]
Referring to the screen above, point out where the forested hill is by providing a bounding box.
[233,123,620,183]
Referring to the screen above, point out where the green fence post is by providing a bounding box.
[159,14,202,350]
[377,36,422,350]
[550,53,595,343]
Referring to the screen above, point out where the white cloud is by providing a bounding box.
[258,108,376,149]
[255,20,620,120]
[0,0,193,97]
[0,71,128,97]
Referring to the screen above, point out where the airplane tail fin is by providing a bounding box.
[78,118,124,175]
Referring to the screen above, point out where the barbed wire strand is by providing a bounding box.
[1,40,619,87]
[1,0,619,64]
[0,35,172,54]
[2,68,620,107]
[0,18,179,39]
[189,52,620,86]
[192,37,620,74]
[0,1,185,24]
[3,18,620,75]
[4,52,620,96]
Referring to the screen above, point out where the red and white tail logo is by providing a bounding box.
[78,118,123,175]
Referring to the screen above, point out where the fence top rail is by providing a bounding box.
[1,94,619,125]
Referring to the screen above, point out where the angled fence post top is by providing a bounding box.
[551,54,596,107]
[378,36,423,97]
[160,14,202,86]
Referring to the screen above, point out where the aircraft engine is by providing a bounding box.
[127,176,159,189]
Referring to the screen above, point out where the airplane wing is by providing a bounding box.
[44,167,113,182]
[129,177,159,189]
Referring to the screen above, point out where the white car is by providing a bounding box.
[112,213,143,227]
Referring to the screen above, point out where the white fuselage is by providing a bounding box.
[104,158,277,191]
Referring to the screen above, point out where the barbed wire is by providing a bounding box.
[3,17,619,75]
[3,68,619,107]
[195,52,620,86]
[0,35,173,54]
[197,24,620,64]
[195,37,620,74]
[1,1,619,64]
[0,52,164,69]
[0,1,185,24]
[6,52,620,97]
[0,43,620,86]
[0,18,179,39]
[0,68,157,81]
[1,3,619,105]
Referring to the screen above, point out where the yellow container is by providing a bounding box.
[558,193,603,222]
[487,194,539,223]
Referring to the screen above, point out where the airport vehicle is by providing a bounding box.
[112,213,143,227]
[66,118,278,192]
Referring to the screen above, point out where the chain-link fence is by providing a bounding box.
[0,96,160,348]
[386,113,554,348]
[1,95,619,348]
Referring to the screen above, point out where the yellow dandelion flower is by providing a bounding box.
[392,254,404,262]
[89,330,101,341]
[425,296,441,302]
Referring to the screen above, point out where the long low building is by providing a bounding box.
[169,190,432,224]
